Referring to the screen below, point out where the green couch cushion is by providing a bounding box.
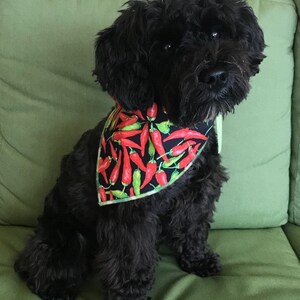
[1,226,300,299]
[290,0,300,226]
[283,223,300,259]
[214,0,297,228]
[0,0,124,226]
[0,0,297,228]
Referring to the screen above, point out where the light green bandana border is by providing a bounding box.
[214,114,222,154]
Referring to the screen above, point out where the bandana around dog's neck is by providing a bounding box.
[96,102,213,206]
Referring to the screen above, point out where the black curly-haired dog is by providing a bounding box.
[14,0,265,299]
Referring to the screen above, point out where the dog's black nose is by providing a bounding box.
[201,67,228,88]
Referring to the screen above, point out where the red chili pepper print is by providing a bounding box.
[178,144,202,169]
[109,141,117,160]
[98,157,111,173]
[101,136,107,153]
[112,130,142,141]
[189,143,201,157]
[101,170,109,185]
[133,109,145,120]
[119,139,142,150]
[99,186,107,201]
[150,129,170,163]
[163,128,208,142]
[140,160,157,189]
[140,122,149,157]
[170,141,197,156]
[185,130,208,140]
[155,170,168,186]
[178,153,193,169]
[116,115,138,129]
[122,147,132,186]
[163,128,189,142]
[130,150,147,172]
[130,187,135,197]
[110,150,122,185]
[109,190,114,200]
[147,103,157,121]
[118,111,128,121]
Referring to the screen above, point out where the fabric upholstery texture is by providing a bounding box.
[284,223,300,259]
[0,0,297,228]
[1,226,300,300]
[0,0,124,226]
[290,0,300,225]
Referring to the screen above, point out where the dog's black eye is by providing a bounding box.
[208,24,229,40]
[211,31,219,39]
[209,27,222,39]
[164,43,172,52]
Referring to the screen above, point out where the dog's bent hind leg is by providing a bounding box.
[14,185,92,300]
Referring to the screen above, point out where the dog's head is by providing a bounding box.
[94,0,265,127]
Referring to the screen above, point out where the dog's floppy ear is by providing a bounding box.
[93,1,154,110]
[239,5,266,76]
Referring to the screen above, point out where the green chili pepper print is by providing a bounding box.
[120,122,142,131]
[162,152,185,168]
[170,170,180,182]
[148,138,155,158]
[133,169,141,195]
[112,190,128,199]
[156,120,172,134]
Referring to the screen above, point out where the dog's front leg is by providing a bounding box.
[96,208,159,300]
[166,202,222,277]
[165,159,227,277]
[174,218,222,277]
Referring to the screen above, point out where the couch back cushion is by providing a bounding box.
[0,0,297,227]
[290,0,300,226]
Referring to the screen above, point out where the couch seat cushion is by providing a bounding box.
[1,226,300,300]
[283,223,300,259]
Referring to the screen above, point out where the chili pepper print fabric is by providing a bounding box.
[96,103,214,206]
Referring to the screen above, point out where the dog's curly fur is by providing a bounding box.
[14,0,265,299]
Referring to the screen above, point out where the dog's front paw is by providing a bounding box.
[179,251,222,277]
[35,290,76,300]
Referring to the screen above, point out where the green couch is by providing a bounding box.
[1,0,300,299]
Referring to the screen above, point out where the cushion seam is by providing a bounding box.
[265,0,296,9]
